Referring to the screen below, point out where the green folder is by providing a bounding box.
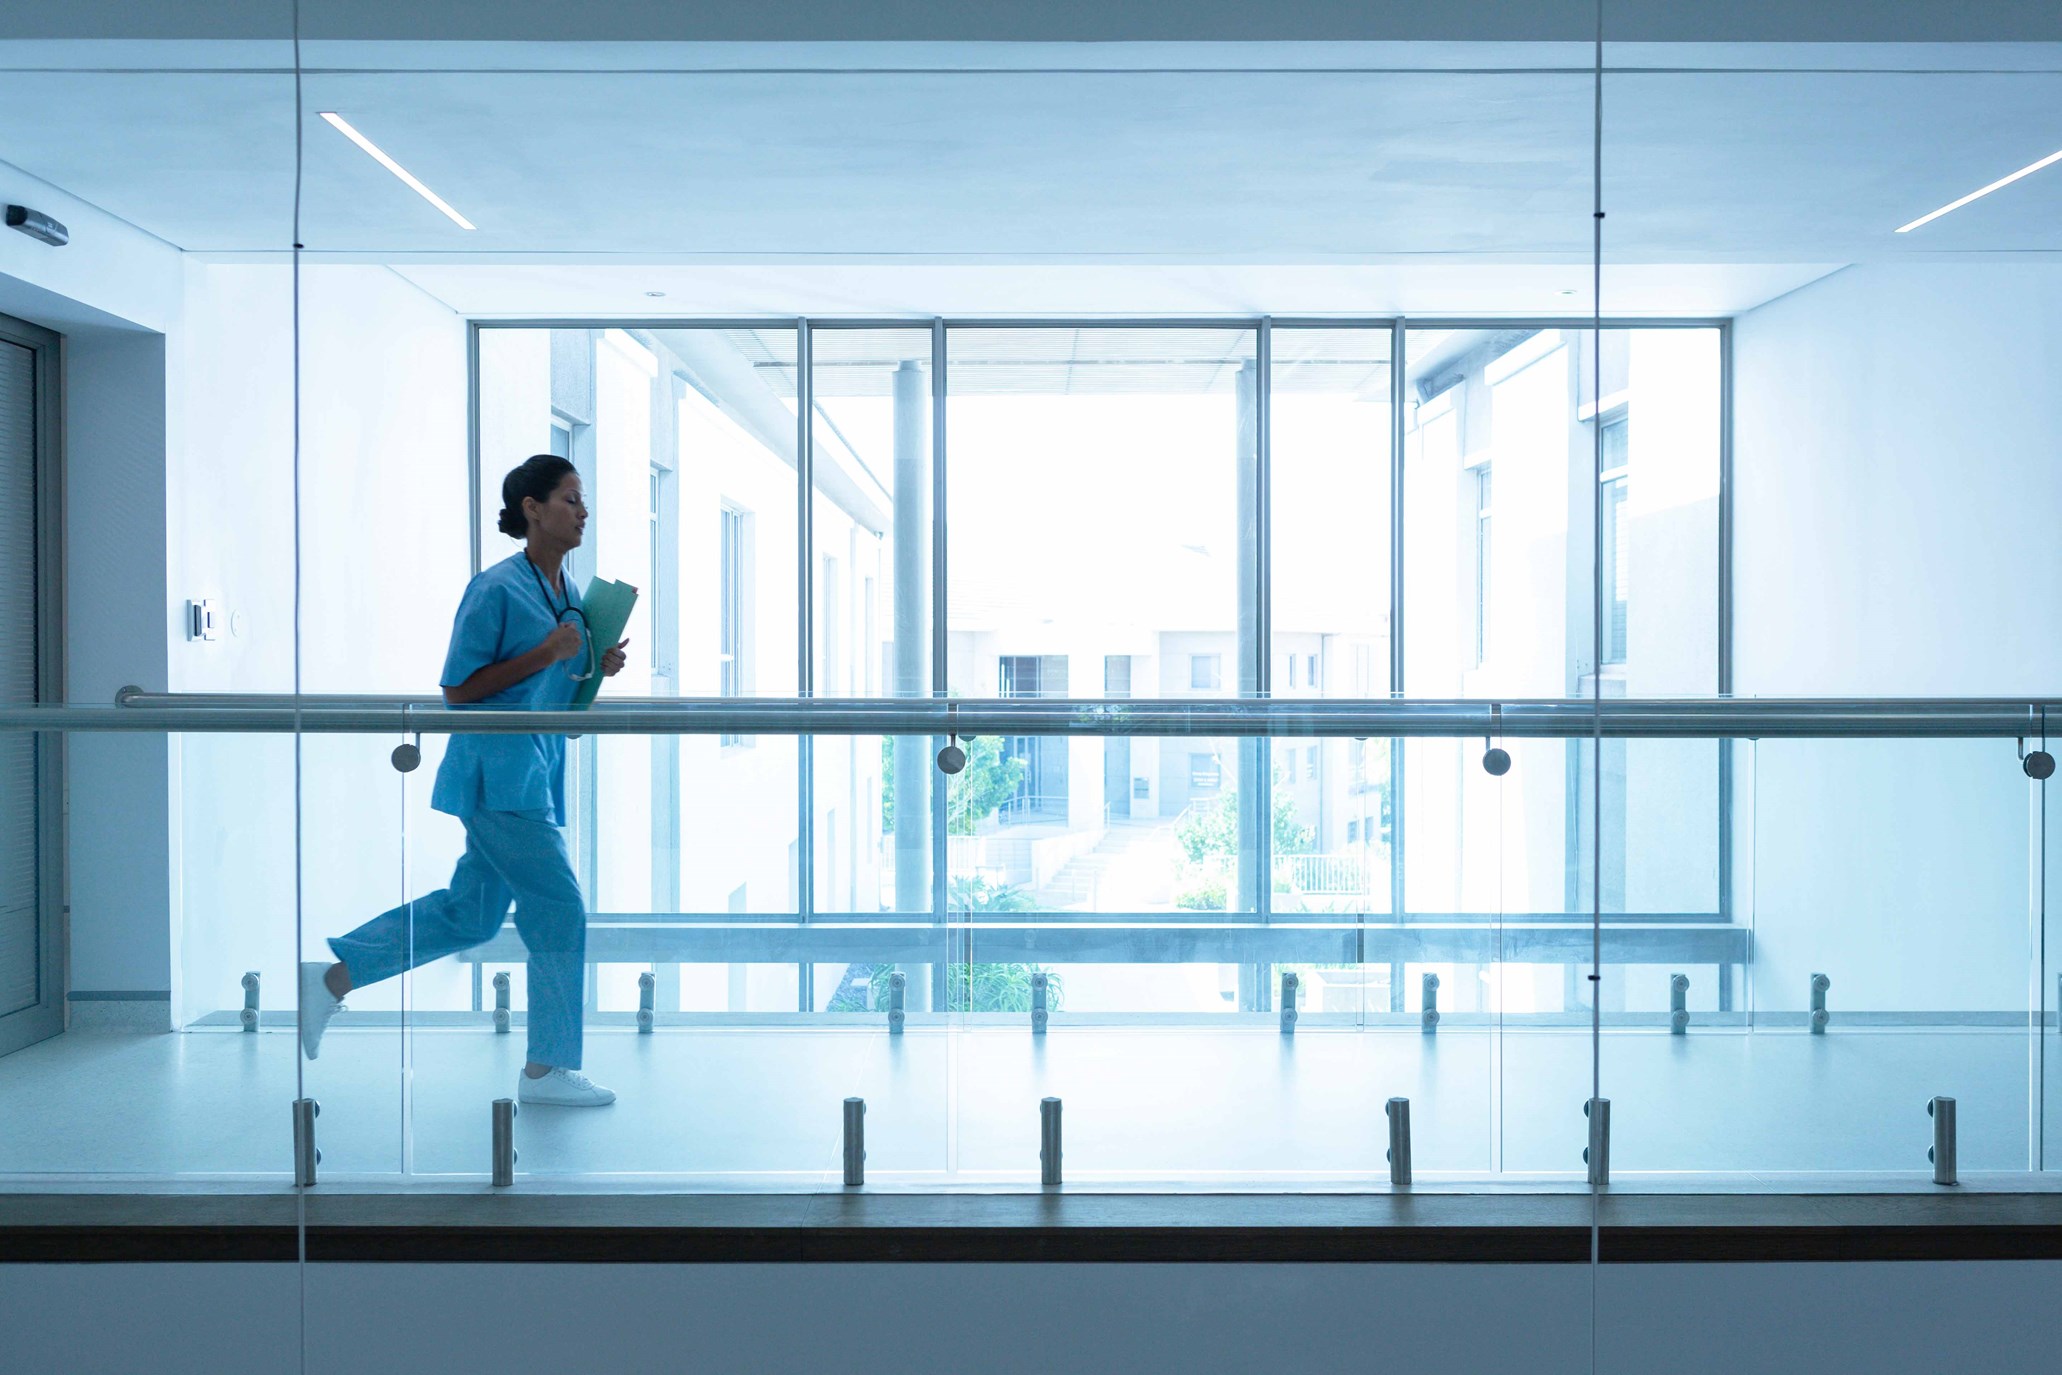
[572,577,639,708]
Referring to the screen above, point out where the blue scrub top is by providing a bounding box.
[431,552,586,827]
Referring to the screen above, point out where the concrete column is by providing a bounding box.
[1234,361,1264,926]
[1235,359,1274,1009]
[891,360,933,1010]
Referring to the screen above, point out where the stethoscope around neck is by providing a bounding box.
[524,554,596,682]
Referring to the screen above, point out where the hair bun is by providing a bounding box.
[496,506,525,537]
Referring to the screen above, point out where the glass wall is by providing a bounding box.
[6,12,2062,1373]
[0,0,2054,1214]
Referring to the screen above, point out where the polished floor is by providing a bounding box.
[0,1021,2047,1183]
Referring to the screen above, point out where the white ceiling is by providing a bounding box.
[0,38,2057,315]
[385,261,1840,319]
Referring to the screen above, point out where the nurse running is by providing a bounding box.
[297,455,629,1107]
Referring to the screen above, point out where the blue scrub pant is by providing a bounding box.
[328,808,586,1070]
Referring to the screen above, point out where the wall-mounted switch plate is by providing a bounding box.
[188,599,221,642]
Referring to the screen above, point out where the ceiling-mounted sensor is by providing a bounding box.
[6,205,68,246]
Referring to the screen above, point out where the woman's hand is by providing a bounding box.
[539,622,585,664]
[601,639,629,677]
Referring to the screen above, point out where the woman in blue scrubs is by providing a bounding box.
[297,455,628,1107]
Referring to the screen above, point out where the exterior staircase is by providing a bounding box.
[1035,819,1179,909]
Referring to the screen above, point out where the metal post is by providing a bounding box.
[927,319,949,1013]
[1810,972,1831,1033]
[1031,970,1049,1035]
[795,318,817,1013]
[887,969,905,1035]
[1280,970,1299,1034]
[492,1098,518,1187]
[637,970,655,1033]
[1421,972,1440,1033]
[843,1096,866,1187]
[292,1098,320,1188]
[1386,1097,1412,1185]
[1040,1096,1063,1186]
[1584,1097,1610,1185]
[1388,316,1410,1013]
[241,971,260,1032]
[1670,972,1690,1034]
[493,970,511,1033]
[1929,1096,1958,1186]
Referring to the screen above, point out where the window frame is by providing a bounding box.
[468,316,1732,987]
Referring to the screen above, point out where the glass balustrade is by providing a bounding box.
[0,700,2046,1188]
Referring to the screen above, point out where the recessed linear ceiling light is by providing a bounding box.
[318,112,476,231]
[1896,146,2062,234]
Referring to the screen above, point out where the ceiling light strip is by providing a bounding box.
[318,112,476,231]
[1896,146,2062,234]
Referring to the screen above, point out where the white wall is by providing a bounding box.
[1734,263,2062,696]
[1733,263,2061,1012]
[171,263,470,1023]
[64,331,176,1014]
[0,156,184,1025]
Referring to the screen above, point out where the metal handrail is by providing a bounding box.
[0,690,2048,739]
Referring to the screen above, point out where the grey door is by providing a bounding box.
[0,315,61,1056]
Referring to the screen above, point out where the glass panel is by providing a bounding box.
[1607,20,2062,1192]
[946,326,1259,702]
[1721,738,2032,1173]
[945,326,1260,930]
[295,735,409,1178]
[1268,324,1397,1047]
[1407,733,1571,1176]
[0,730,299,1178]
[1401,327,1721,700]
[807,327,934,918]
[1268,324,1393,704]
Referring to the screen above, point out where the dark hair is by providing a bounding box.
[497,455,577,538]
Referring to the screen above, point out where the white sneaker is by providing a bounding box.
[517,1067,616,1107]
[298,961,344,1060]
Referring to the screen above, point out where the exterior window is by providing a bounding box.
[863,577,876,696]
[1132,777,1150,800]
[647,464,665,676]
[1305,653,1318,686]
[718,504,746,744]
[1599,413,1630,665]
[1190,653,1222,691]
[1347,819,1360,844]
[1286,655,1298,688]
[1105,654,1132,697]
[823,555,841,692]
[1000,655,1067,819]
[1284,751,1297,785]
[1474,465,1493,666]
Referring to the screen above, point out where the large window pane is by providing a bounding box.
[805,328,935,919]
[946,327,1260,925]
[1269,326,1396,921]
[1402,326,1720,699]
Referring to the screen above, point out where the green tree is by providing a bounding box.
[949,874,1035,912]
[884,735,1027,836]
[1174,780,1314,862]
[826,958,1064,1014]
